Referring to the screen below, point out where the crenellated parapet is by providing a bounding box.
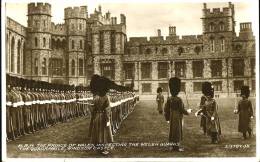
[64,6,87,20]
[202,2,234,18]
[28,2,51,16]
[51,23,66,35]
[128,35,203,45]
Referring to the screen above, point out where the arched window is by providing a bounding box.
[210,37,215,52]
[219,22,225,31]
[35,58,38,75]
[161,48,168,55]
[35,37,38,47]
[71,59,75,76]
[23,43,26,75]
[145,48,152,55]
[72,40,75,49]
[6,34,8,69]
[56,39,61,49]
[43,37,46,47]
[220,37,225,52]
[209,23,215,32]
[17,40,21,74]
[80,40,83,49]
[51,39,55,49]
[49,38,51,48]
[42,58,47,75]
[79,24,82,30]
[11,37,15,72]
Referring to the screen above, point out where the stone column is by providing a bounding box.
[93,57,101,75]
[171,61,175,77]
[244,57,251,77]
[152,61,158,80]
[222,59,227,77]
[186,60,192,79]
[203,59,211,78]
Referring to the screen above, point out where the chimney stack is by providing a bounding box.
[157,29,161,37]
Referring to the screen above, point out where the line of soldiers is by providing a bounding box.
[6,74,139,141]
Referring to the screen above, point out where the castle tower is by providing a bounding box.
[202,2,235,54]
[64,6,88,86]
[26,3,52,81]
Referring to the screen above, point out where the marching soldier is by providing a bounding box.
[164,77,192,152]
[234,86,253,139]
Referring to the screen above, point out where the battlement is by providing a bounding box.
[202,2,233,18]
[51,22,66,35]
[128,34,203,45]
[64,6,87,19]
[28,2,51,16]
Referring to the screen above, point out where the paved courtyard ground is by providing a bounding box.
[7,98,256,158]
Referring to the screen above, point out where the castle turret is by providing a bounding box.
[64,6,88,85]
[26,3,52,81]
[169,26,176,36]
[202,2,235,54]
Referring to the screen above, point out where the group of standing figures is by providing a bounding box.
[6,74,138,144]
[156,77,254,152]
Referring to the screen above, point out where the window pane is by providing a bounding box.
[193,82,202,92]
[192,61,203,78]
[211,60,222,77]
[141,63,151,79]
[142,83,151,93]
[158,62,168,79]
[175,62,186,78]
[233,59,244,76]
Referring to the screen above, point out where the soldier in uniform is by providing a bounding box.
[89,75,113,155]
[6,75,15,140]
[156,87,164,114]
[234,86,253,139]
[164,77,192,152]
[195,82,209,135]
[203,82,221,144]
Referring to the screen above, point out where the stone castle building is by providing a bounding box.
[6,2,255,97]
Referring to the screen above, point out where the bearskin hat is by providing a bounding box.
[90,74,101,95]
[98,76,110,96]
[169,77,181,96]
[241,86,250,98]
[202,82,214,97]
[157,87,163,93]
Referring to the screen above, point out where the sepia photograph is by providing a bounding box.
[1,0,259,161]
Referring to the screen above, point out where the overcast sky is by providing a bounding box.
[5,0,257,38]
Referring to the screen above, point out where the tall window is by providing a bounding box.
[234,80,244,92]
[34,58,38,75]
[42,58,47,75]
[35,37,38,47]
[80,40,83,49]
[193,82,202,92]
[220,38,225,52]
[124,63,134,80]
[209,23,215,32]
[71,40,75,49]
[211,60,222,77]
[142,83,151,93]
[175,61,186,78]
[49,38,51,48]
[210,39,215,52]
[100,31,104,53]
[11,37,15,72]
[50,58,63,76]
[43,37,46,47]
[23,44,26,75]
[233,59,244,76]
[79,24,82,30]
[141,62,151,79]
[101,64,115,80]
[212,81,222,91]
[219,22,224,31]
[111,31,116,53]
[192,61,203,78]
[17,40,21,74]
[158,62,168,79]
[79,59,84,76]
[251,58,255,76]
[71,59,75,76]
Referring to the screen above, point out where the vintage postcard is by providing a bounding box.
[1,0,259,161]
